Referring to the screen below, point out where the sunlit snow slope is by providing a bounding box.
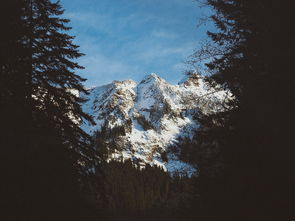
[81,73,232,175]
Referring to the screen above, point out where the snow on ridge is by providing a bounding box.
[81,73,232,175]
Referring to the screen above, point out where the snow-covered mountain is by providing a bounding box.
[81,73,232,175]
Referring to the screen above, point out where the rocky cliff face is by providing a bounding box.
[81,73,232,175]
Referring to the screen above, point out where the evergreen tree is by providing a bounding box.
[191,0,294,220]
[1,0,97,220]
[0,1,30,219]
[29,0,95,166]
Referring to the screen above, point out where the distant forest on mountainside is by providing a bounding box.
[0,0,293,221]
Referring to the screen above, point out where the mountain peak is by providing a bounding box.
[144,72,160,79]
[140,73,164,84]
[81,73,232,175]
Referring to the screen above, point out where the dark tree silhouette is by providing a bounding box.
[190,0,294,220]
[0,1,97,220]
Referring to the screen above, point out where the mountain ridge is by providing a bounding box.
[81,73,232,175]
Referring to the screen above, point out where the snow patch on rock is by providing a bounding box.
[81,73,232,175]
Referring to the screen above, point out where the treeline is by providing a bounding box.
[83,159,199,221]
[91,129,199,220]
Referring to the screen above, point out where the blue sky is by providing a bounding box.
[61,0,213,87]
